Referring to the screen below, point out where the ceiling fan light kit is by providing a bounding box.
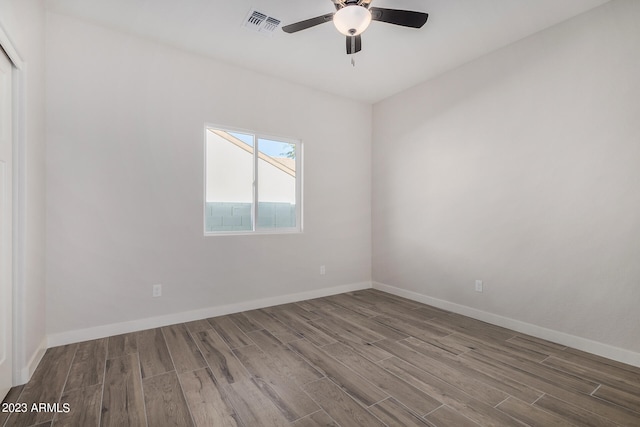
[282,0,428,55]
[333,5,372,36]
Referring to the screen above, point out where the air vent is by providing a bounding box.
[243,9,281,35]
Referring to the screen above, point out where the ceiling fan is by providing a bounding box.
[282,0,429,55]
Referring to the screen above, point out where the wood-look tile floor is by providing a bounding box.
[2,289,640,426]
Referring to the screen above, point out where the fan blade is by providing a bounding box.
[346,35,362,54]
[282,13,334,33]
[370,7,428,28]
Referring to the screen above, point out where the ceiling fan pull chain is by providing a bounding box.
[351,55,356,67]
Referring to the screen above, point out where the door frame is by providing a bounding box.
[0,23,26,386]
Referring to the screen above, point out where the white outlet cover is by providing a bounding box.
[475,280,483,292]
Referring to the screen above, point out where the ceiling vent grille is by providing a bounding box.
[243,9,281,35]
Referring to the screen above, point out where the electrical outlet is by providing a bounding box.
[475,280,483,293]
[153,284,162,297]
[320,265,326,275]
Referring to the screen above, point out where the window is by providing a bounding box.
[204,126,302,234]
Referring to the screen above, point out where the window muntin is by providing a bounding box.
[205,126,301,234]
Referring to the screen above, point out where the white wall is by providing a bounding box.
[373,0,640,360]
[0,0,47,382]
[45,13,372,339]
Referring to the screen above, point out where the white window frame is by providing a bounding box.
[204,124,303,236]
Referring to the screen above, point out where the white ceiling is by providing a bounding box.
[46,0,610,103]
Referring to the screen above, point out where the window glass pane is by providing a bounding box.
[205,129,254,232]
[257,138,296,229]
[204,126,301,235]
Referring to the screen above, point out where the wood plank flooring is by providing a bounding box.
[2,289,639,426]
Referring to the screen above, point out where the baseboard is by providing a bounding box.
[373,281,640,368]
[18,337,47,385]
[47,281,373,347]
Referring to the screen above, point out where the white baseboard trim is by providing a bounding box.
[373,282,640,368]
[47,281,372,348]
[18,337,47,385]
